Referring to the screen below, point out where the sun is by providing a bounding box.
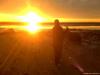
[19,12,44,33]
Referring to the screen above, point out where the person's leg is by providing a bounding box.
[54,42,63,66]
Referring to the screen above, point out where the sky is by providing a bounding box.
[0,0,100,21]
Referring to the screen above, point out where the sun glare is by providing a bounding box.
[19,12,44,33]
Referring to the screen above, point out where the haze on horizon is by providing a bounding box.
[0,0,100,22]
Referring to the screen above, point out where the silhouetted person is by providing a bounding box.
[52,19,64,66]
[65,26,70,38]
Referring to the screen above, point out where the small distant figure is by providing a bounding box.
[66,26,69,31]
[52,19,65,66]
[65,26,70,34]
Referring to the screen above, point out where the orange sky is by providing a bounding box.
[0,0,100,22]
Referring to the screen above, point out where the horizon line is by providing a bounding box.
[0,21,100,26]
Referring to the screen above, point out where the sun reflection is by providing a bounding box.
[24,25,41,33]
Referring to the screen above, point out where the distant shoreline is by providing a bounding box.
[0,22,100,26]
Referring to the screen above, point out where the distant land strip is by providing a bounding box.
[0,22,100,26]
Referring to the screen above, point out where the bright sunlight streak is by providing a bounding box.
[19,12,44,33]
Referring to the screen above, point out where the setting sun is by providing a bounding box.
[19,12,44,33]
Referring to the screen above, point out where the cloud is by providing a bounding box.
[45,0,100,18]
